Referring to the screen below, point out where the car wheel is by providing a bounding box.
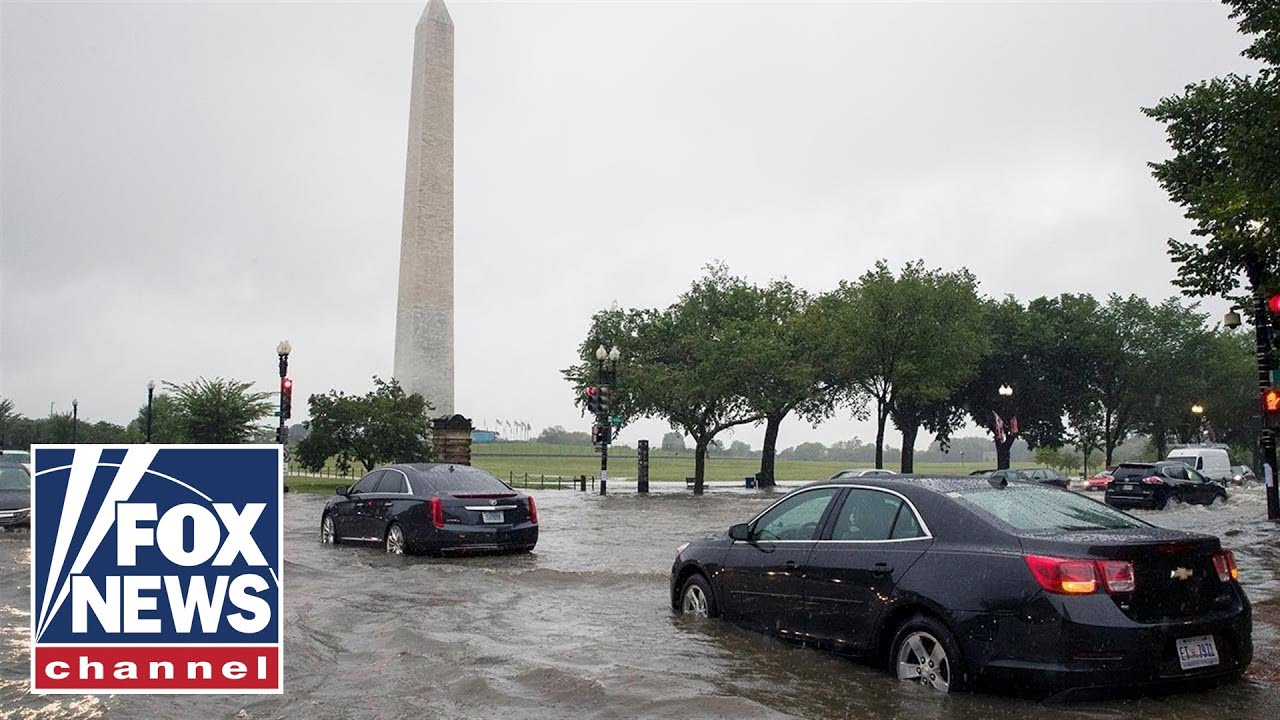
[891,615,965,694]
[679,574,718,618]
[320,514,337,545]
[385,523,405,555]
[1154,492,1168,510]
[1212,491,1227,505]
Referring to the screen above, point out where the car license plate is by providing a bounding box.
[481,511,504,524]
[1176,635,1219,670]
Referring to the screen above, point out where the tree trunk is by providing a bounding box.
[1104,410,1116,467]
[899,423,919,473]
[874,400,888,470]
[693,439,707,495]
[757,413,782,488]
[996,438,1012,470]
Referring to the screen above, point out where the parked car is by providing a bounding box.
[980,468,1070,489]
[829,468,897,479]
[1018,467,1071,489]
[1083,468,1115,492]
[1105,462,1228,510]
[0,464,31,529]
[1167,447,1233,485]
[0,450,31,465]
[320,463,537,555]
[670,477,1251,698]
[1230,465,1256,486]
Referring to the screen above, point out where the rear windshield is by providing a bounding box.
[1112,465,1155,481]
[412,467,511,495]
[953,486,1147,532]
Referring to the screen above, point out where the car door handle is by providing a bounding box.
[784,560,800,570]
[872,562,894,575]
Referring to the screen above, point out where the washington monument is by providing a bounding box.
[394,0,454,415]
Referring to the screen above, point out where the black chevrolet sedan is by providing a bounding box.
[670,477,1251,698]
[320,464,537,555]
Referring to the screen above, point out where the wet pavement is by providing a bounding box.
[1,482,1279,719]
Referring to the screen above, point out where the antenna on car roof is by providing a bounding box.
[988,475,1008,489]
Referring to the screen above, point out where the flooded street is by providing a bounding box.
[2,483,1279,719]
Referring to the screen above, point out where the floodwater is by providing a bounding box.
[2,482,1279,719]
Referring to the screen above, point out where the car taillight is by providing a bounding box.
[429,497,445,529]
[1098,560,1136,593]
[527,496,538,525]
[1212,549,1239,582]
[1025,555,1097,594]
[1024,555,1137,595]
[1141,475,1164,485]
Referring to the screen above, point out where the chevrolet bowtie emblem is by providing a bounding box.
[1171,567,1194,580]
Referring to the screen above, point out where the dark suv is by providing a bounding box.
[1105,461,1228,510]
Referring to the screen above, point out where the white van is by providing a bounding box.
[1166,447,1232,484]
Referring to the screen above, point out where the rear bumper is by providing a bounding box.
[407,523,538,554]
[1105,491,1159,509]
[0,508,29,528]
[960,591,1252,698]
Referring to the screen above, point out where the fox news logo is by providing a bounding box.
[30,445,283,694]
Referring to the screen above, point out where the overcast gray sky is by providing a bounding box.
[0,0,1261,453]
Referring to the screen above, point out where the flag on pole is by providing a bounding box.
[1009,416,1019,436]
[993,412,1006,444]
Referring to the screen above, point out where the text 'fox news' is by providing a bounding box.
[30,445,283,694]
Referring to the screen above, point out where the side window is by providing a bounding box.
[350,470,384,494]
[1186,467,1208,484]
[1163,465,1187,480]
[374,471,407,493]
[830,489,908,541]
[753,488,839,542]
[891,505,924,539]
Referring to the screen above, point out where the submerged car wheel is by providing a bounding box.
[891,616,964,694]
[385,523,405,555]
[320,514,337,545]
[680,574,717,618]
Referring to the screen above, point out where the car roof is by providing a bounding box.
[797,475,1006,495]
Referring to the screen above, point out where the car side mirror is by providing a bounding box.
[336,485,350,496]
[729,523,751,541]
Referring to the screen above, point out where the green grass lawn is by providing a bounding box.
[286,441,1032,494]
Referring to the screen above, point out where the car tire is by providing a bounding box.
[679,574,718,618]
[890,615,965,694]
[320,513,338,545]
[385,522,406,555]
[1212,490,1227,505]
[1154,492,1168,510]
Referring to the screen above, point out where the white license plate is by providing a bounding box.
[1176,635,1219,670]
[481,511,504,524]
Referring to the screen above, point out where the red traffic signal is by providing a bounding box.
[281,377,294,420]
[1265,387,1280,429]
[585,386,600,414]
[1268,294,1280,314]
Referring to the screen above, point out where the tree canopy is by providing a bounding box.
[297,376,432,474]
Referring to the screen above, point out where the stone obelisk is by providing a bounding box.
[394,0,454,415]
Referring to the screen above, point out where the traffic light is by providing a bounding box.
[598,386,611,415]
[586,386,600,414]
[1268,294,1280,315]
[281,377,294,420]
[1265,387,1280,429]
[592,423,612,445]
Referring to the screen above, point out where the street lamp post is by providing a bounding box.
[995,384,1014,470]
[595,344,620,496]
[1191,404,1205,444]
[146,380,156,443]
[276,340,292,447]
[71,399,78,443]
[1238,220,1280,520]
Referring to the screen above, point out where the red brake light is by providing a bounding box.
[429,496,445,529]
[1213,549,1239,582]
[1141,475,1164,485]
[1098,560,1136,593]
[527,496,538,525]
[1024,555,1098,594]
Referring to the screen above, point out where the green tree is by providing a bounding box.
[165,377,275,444]
[567,266,767,493]
[126,393,186,443]
[297,377,432,473]
[0,398,20,448]
[536,425,593,446]
[1144,1,1280,309]
[660,432,686,451]
[962,297,1070,469]
[817,261,985,471]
